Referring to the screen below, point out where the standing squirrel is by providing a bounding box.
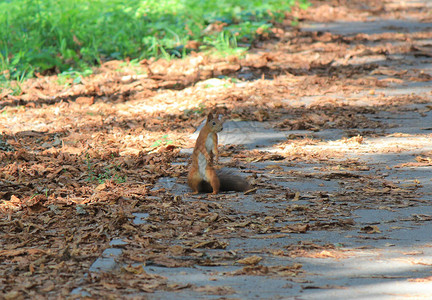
[187,112,250,194]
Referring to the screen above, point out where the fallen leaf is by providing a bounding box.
[303,285,346,290]
[281,223,309,233]
[193,285,235,295]
[192,239,228,249]
[75,96,94,106]
[236,255,262,265]
[95,183,107,192]
[360,225,381,234]
[408,276,432,282]
[4,291,23,300]
[41,280,55,292]
[168,245,184,256]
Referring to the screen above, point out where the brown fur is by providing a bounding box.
[187,112,250,194]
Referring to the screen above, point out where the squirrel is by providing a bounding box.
[187,112,250,194]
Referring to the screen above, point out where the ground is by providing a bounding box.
[1,0,432,299]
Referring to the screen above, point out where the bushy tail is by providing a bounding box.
[216,168,250,192]
[196,168,251,193]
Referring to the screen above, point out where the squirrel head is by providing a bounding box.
[206,112,223,133]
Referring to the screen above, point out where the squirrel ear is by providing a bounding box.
[207,112,214,120]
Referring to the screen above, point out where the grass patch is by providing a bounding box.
[0,0,309,82]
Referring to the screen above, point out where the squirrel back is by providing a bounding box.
[187,112,250,194]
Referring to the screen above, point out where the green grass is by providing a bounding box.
[85,154,126,184]
[0,0,309,82]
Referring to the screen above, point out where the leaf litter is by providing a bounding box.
[1,0,432,297]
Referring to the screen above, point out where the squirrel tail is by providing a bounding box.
[217,168,251,192]
[197,168,250,193]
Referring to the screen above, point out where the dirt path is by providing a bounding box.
[1,0,432,299]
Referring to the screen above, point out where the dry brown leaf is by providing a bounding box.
[360,225,381,234]
[408,276,432,282]
[95,183,107,192]
[193,285,235,295]
[4,291,24,300]
[75,96,94,106]
[192,239,228,249]
[41,280,55,292]
[230,264,302,277]
[168,245,185,256]
[236,255,262,265]
[281,223,309,233]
